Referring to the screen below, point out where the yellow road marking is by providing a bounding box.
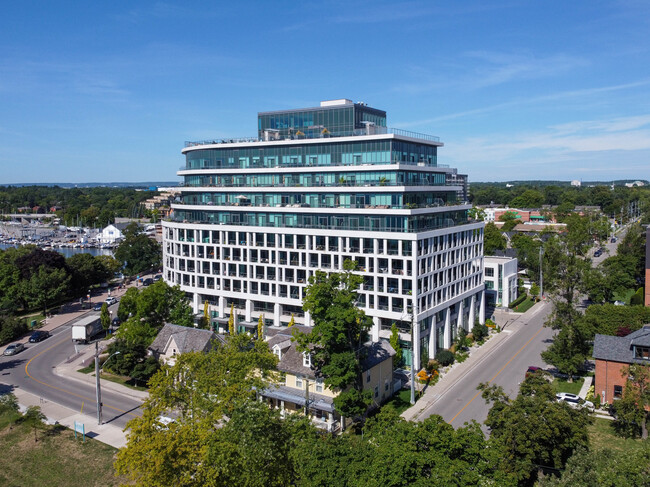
[448,326,545,424]
[25,336,140,417]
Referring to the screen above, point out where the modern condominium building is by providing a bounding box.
[162,99,486,367]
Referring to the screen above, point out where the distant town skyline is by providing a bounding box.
[1,1,649,184]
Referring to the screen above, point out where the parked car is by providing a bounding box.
[153,274,162,282]
[93,303,104,311]
[105,296,118,306]
[3,343,25,356]
[611,237,617,243]
[525,366,542,378]
[594,249,602,257]
[142,278,154,286]
[556,393,594,412]
[111,317,121,327]
[29,330,50,343]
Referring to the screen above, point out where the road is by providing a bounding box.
[0,308,143,429]
[418,301,554,428]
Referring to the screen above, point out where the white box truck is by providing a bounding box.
[71,315,103,343]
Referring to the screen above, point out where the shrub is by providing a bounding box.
[437,349,455,367]
[509,293,527,309]
[472,324,489,342]
[585,385,595,402]
[426,360,439,374]
[0,316,29,345]
[594,394,601,409]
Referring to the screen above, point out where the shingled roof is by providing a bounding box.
[593,325,650,364]
[149,323,222,357]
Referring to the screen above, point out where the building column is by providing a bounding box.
[428,315,437,359]
[372,316,380,342]
[305,310,311,327]
[328,412,334,432]
[479,290,486,324]
[443,308,451,349]
[218,296,225,318]
[274,303,281,327]
[469,294,476,328]
[456,300,464,333]
[193,292,200,314]
[245,299,252,322]
[280,400,285,418]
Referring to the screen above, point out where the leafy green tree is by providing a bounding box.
[295,260,372,419]
[0,392,20,427]
[499,211,522,231]
[228,302,235,335]
[480,376,590,486]
[95,254,122,277]
[257,314,264,340]
[468,207,486,220]
[117,286,139,322]
[541,314,592,380]
[537,446,650,487]
[389,322,403,367]
[100,302,110,331]
[612,363,650,439]
[484,222,507,254]
[579,303,650,338]
[509,189,544,209]
[114,222,161,276]
[66,253,110,293]
[0,315,29,345]
[115,334,279,486]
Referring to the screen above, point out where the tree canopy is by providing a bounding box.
[114,222,161,276]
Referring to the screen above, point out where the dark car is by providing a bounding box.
[525,366,542,378]
[142,278,154,286]
[29,330,50,343]
[153,274,162,282]
[93,303,104,311]
[112,317,121,327]
[594,250,602,257]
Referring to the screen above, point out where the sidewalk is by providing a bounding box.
[401,300,549,422]
[9,279,151,448]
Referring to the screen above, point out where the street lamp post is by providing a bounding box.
[410,297,416,405]
[539,246,544,300]
[94,343,120,425]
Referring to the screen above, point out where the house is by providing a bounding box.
[148,323,222,366]
[593,324,650,404]
[97,222,130,245]
[259,326,396,433]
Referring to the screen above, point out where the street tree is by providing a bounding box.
[115,334,280,486]
[612,363,650,439]
[100,302,110,331]
[295,260,373,419]
[483,222,507,255]
[114,222,161,276]
[479,375,590,485]
[389,322,403,367]
[22,405,47,442]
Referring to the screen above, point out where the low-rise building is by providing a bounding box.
[148,323,222,366]
[97,223,129,245]
[483,256,518,308]
[260,326,395,433]
[593,325,650,404]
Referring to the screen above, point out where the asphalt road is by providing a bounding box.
[418,301,554,429]
[0,310,143,429]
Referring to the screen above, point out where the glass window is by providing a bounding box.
[295,376,303,388]
[613,385,623,399]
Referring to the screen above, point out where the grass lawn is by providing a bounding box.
[77,367,148,391]
[0,413,125,487]
[552,377,584,395]
[587,418,646,454]
[382,389,415,415]
[512,297,536,313]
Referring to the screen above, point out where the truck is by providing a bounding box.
[71,315,103,343]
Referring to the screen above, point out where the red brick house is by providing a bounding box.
[593,325,650,404]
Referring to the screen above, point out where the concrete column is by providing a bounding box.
[218,296,225,318]
[305,310,311,327]
[443,308,451,349]
[372,316,380,342]
[274,303,281,327]
[245,299,252,322]
[456,300,464,333]
[428,314,437,359]
[280,400,285,418]
[469,294,476,328]
[192,292,200,314]
[479,290,486,324]
[328,411,334,433]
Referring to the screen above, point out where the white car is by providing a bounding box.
[556,393,594,412]
[105,297,118,306]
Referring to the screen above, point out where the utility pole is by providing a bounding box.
[410,297,416,405]
[94,341,102,425]
[539,246,544,300]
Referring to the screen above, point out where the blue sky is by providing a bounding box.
[1,1,649,184]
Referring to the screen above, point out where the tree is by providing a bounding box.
[484,222,507,255]
[257,314,264,341]
[389,322,403,367]
[115,334,280,486]
[541,314,592,380]
[114,222,161,276]
[228,302,235,335]
[100,302,110,331]
[295,260,372,419]
[468,207,486,221]
[288,313,295,327]
[612,363,650,439]
[66,253,110,293]
[22,405,47,442]
[480,375,590,485]
[499,211,522,232]
[0,392,20,427]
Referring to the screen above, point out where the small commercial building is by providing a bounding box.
[483,256,518,308]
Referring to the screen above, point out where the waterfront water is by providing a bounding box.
[0,243,113,258]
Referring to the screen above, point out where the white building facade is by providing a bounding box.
[162,99,485,367]
[483,256,518,308]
